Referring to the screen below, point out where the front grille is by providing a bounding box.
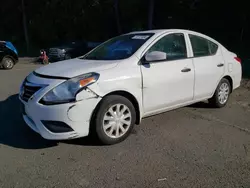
[21,81,42,102]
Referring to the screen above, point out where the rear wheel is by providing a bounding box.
[94,95,136,145]
[2,57,14,70]
[209,78,231,108]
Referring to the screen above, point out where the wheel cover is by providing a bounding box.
[5,59,13,68]
[103,104,132,139]
[218,83,229,104]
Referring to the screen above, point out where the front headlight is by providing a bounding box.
[41,72,99,105]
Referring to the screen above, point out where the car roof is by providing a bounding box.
[129,29,192,34]
[128,29,221,45]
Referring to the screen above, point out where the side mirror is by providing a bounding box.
[145,51,167,62]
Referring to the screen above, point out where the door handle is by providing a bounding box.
[181,68,191,73]
[217,63,224,67]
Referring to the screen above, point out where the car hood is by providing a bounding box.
[35,58,119,78]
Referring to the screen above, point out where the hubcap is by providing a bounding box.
[218,83,229,104]
[5,59,13,68]
[103,104,132,138]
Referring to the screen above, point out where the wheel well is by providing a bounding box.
[105,91,141,125]
[223,75,233,93]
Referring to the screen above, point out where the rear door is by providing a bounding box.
[188,34,225,100]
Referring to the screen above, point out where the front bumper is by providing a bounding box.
[19,74,101,140]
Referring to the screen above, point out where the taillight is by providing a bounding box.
[234,57,241,64]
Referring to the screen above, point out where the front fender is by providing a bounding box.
[87,77,144,120]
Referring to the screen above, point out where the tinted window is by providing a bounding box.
[208,41,218,54]
[189,34,218,57]
[81,33,154,60]
[148,33,187,61]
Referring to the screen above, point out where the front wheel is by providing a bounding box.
[94,95,136,145]
[2,57,14,69]
[209,78,231,108]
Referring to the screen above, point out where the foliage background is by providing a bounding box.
[0,0,249,58]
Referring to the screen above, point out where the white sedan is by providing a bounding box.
[19,29,242,145]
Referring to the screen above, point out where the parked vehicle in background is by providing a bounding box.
[20,29,242,145]
[0,41,18,69]
[41,41,101,62]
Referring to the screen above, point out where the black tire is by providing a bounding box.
[2,57,14,70]
[93,95,136,145]
[209,78,231,108]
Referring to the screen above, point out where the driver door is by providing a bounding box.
[141,33,195,115]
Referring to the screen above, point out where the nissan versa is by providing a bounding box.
[19,29,242,145]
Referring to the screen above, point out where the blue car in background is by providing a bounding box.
[0,41,18,69]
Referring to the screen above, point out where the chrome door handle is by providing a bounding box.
[217,63,224,67]
[181,68,191,72]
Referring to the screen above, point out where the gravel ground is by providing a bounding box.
[0,62,250,188]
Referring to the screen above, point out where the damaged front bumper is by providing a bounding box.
[19,73,102,140]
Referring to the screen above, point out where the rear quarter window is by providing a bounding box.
[189,34,219,57]
[208,41,218,55]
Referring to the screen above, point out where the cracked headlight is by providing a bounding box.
[41,72,99,105]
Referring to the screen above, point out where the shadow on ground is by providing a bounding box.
[0,94,102,149]
[61,137,102,146]
[0,94,57,149]
[188,101,214,109]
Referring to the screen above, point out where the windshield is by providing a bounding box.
[81,33,154,60]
